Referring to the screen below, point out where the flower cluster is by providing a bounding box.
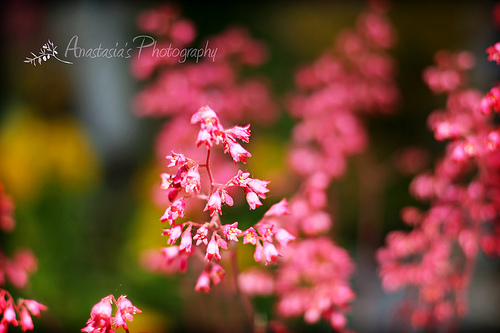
[0,290,47,332]
[142,106,294,293]
[236,4,399,332]
[0,183,47,332]
[132,4,278,211]
[378,45,500,330]
[81,295,141,333]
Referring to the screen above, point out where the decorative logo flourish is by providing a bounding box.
[24,40,72,66]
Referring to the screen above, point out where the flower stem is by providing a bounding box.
[205,148,215,196]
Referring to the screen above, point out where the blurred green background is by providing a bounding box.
[1,0,499,332]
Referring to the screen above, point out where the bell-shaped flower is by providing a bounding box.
[224,139,252,164]
[243,227,258,245]
[204,191,222,216]
[275,228,296,248]
[179,225,193,253]
[195,270,211,293]
[115,295,142,330]
[222,222,241,242]
[193,226,209,245]
[226,124,251,143]
[245,189,263,210]
[263,241,281,265]
[160,198,185,224]
[162,225,183,245]
[210,263,226,285]
[205,233,221,262]
[264,198,290,217]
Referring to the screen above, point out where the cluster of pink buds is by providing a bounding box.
[143,106,294,293]
[0,290,47,332]
[378,44,500,330]
[0,183,47,332]
[81,295,141,333]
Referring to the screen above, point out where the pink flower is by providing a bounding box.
[219,188,234,206]
[275,228,296,248]
[245,189,262,210]
[196,128,213,147]
[162,246,180,264]
[486,42,500,64]
[193,226,209,245]
[160,198,185,224]
[2,305,17,327]
[256,223,275,243]
[263,241,280,265]
[81,295,113,333]
[247,178,270,198]
[225,124,251,143]
[222,222,241,242]
[216,233,228,249]
[231,169,251,187]
[182,168,201,193]
[204,192,222,216]
[162,225,183,245]
[115,295,142,330]
[179,225,193,253]
[264,198,290,217]
[209,263,225,285]
[195,270,211,293]
[205,233,221,262]
[243,227,258,245]
[224,138,252,164]
[166,151,187,167]
[23,299,47,317]
[19,306,34,331]
[191,106,226,147]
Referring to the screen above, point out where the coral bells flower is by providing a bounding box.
[225,124,251,143]
[2,304,18,327]
[263,241,281,265]
[82,295,141,333]
[160,198,185,224]
[195,270,211,293]
[243,227,258,245]
[162,224,183,245]
[480,86,500,115]
[194,225,209,245]
[231,169,251,186]
[204,191,222,216]
[205,233,221,262]
[166,151,188,167]
[19,306,34,331]
[245,189,263,210]
[224,138,252,164]
[191,106,226,147]
[209,263,226,285]
[181,168,201,193]
[115,295,142,330]
[179,225,193,253]
[81,295,113,333]
[486,42,500,64]
[22,300,47,318]
[264,198,290,217]
[222,222,241,242]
